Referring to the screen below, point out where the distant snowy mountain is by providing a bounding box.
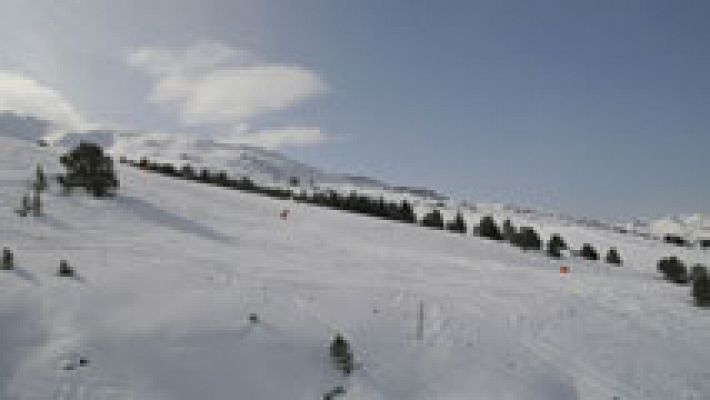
[0,111,53,142]
[0,111,446,200]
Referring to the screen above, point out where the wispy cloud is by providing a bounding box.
[127,40,328,148]
[0,71,86,132]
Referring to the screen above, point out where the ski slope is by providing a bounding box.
[1,136,709,399]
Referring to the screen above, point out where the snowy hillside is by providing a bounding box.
[2,133,710,399]
[648,215,710,242]
[52,125,446,201]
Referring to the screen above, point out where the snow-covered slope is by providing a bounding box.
[2,135,710,399]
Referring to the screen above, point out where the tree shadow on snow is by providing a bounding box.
[10,266,40,285]
[35,214,72,231]
[115,195,233,243]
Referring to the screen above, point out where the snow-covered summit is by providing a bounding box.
[0,110,440,199]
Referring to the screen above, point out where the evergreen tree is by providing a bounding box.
[1,247,13,270]
[138,157,150,169]
[329,334,354,375]
[181,164,196,180]
[692,266,710,307]
[657,256,688,284]
[17,193,30,216]
[58,142,119,197]
[215,171,229,186]
[58,259,75,277]
[580,243,599,261]
[421,209,444,229]
[446,212,467,233]
[31,189,42,216]
[547,234,566,258]
[399,200,416,223]
[477,216,503,240]
[550,234,567,250]
[691,264,708,282]
[516,227,542,251]
[502,219,516,242]
[199,169,211,183]
[605,247,622,265]
[35,164,47,191]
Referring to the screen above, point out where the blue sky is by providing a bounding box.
[0,0,708,219]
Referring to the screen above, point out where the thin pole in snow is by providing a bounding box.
[417,301,424,341]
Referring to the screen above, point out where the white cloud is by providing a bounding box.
[169,66,325,125]
[126,40,246,76]
[127,41,328,148]
[0,71,86,132]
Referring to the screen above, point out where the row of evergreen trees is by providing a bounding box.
[658,256,710,307]
[130,158,418,224]
[293,191,417,223]
[133,159,293,200]
[471,216,623,265]
[130,157,626,266]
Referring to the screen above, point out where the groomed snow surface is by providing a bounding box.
[1,137,709,400]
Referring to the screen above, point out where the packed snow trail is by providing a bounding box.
[1,137,709,399]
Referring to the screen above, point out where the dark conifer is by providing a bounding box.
[329,334,354,375]
[446,212,467,233]
[516,227,542,251]
[477,216,503,240]
[547,234,566,258]
[2,247,14,270]
[605,248,622,265]
[657,256,688,284]
[421,210,444,229]
[502,219,516,242]
[580,243,599,261]
[692,266,710,307]
[58,142,119,197]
